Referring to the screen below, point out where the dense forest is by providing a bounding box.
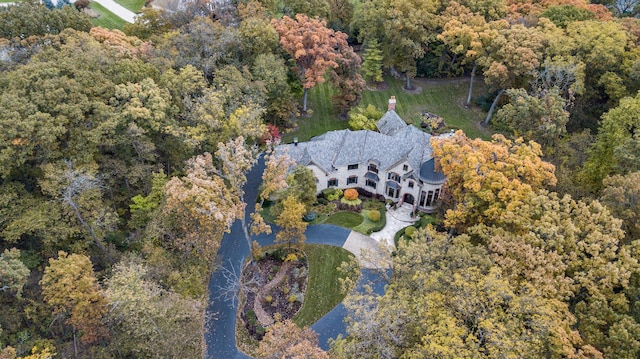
[1,0,640,357]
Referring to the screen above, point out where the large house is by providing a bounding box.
[278,97,451,213]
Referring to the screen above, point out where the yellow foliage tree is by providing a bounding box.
[431,130,556,231]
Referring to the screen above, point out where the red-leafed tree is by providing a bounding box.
[271,14,350,113]
[330,43,365,116]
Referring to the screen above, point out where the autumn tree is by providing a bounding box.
[334,229,574,358]
[494,87,569,147]
[431,131,556,231]
[384,0,440,90]
[163,144,249,264]
[438,3,506,105]
[600,171,640,241]
[39,161,117,261]
[275,196,308,249]
[40,251,107,346]
[0,1,91,39]
[258,320,329,359]
[0,248,29,297]
[581,91,640,192]
[471,191,640,357]
[104,259,203,358]
[251,53,298,125]
[329,43,365,116]
[478,23,544,125]
[271,14,349,112]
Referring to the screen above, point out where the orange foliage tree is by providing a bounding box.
[40,251,108,346]
[271,14,349,112]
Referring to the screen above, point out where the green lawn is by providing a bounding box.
[114,0,145,12]
[90,2,127,29]
[353,209,386,235]
[293,244,358,327]
[324,211,364,228]
[283,76,491,143]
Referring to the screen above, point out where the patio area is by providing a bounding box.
[370,204,417,248]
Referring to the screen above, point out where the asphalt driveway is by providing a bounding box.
[204,157,387,358]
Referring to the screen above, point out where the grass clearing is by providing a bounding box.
[293,244,358,327]
[282,76,491,143]
[114,0,145,12]
[90,2,127,29]
[324,211,364,228]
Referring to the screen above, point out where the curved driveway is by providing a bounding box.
[204,157,387,358]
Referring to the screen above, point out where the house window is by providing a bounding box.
[387,172,400,182]
[348,164,359,170]
[347,176,358,185]
[419,191,426,206]
[425,190,435,206]
[327,178,338,187]
[368,164,378,173]
[386,186,399,198]
[408,181,414,188]
[366,179,377,189]
[403,164,408,171]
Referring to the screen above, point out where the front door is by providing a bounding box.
[403,193,415,205]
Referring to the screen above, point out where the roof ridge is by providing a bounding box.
[330,130,349,169]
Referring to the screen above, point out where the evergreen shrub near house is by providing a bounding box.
[322,188,343,201]
[368,210,381,222]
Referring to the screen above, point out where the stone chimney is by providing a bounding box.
[388,96,396,111]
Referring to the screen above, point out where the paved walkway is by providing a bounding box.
[370,204,418,247]
[90,0,137,23]
[342,231,390,269]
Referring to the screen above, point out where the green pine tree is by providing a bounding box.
[362,38,384,84]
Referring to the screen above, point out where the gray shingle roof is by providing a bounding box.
[277,110,447,176]
[376,110,406,136]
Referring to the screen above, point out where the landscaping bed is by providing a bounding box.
[236,244,358,355]
[239,248,308,341]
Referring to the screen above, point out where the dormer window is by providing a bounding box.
[368,163,378,173]
[348,164,359,170]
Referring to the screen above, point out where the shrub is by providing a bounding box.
[288,295,297,303]
[344,188,359,200]
[404,226,417,237]
[368,210,381,222]
[74,0,90,10]
[303,211,317,222]
[322,188,343,201]
[265,295,273,303]
[340,196,362,207]
[283,287,290,295]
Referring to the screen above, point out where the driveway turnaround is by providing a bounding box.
[204,157,387,358]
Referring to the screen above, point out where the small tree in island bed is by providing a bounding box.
[258,320,329,359]
[271,14,355,113]
[275,196,308,249]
